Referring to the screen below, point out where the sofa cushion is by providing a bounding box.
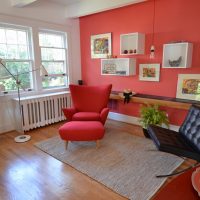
[59,121,105,141]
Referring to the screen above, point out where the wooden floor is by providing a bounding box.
[0,120,192,200]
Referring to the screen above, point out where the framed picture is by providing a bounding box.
[176,74,200,101]
[139,64,160,81]
[91,33,112,59]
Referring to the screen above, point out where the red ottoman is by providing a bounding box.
[59,121,105,149]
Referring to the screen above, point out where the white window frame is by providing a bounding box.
[0,23,34,92]
[39,29,68,89]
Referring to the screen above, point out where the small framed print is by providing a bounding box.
[176,74,200,101]
[91,33,112,59]
[139,64,160,81]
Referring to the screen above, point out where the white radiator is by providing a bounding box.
[13,92,71,131]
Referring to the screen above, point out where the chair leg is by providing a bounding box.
[65,141,68,149]
[96,140,100,149]
[156,161,199,178]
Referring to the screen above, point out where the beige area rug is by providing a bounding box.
[35,129,183,200]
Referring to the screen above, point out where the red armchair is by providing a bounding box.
[63,84,112,125]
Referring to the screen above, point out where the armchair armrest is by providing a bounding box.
[100,107,109,125]
[62,108,77,121]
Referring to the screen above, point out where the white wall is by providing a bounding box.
[0,0,81,133]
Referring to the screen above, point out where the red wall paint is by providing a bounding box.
[79,0,200,125]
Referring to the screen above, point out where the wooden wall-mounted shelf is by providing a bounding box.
[110,92,199,110]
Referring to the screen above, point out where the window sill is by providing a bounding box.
[0,87,70,99]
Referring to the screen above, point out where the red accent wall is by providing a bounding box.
[79,0,200,125]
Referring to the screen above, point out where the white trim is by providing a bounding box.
[108,111,180,131]
[108,112,140,125]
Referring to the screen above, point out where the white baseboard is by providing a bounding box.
[108,112,180,132]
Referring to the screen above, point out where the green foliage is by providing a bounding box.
[0,62,31,91]
[139,104,169,129]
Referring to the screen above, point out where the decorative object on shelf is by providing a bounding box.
[150,0,156,59]
[176,74,200,101]
[169,56,182,67]
[162,42,193,68]
[192,167,200,197]
[120,32,145,55]
[123,49,128,54]
[0,58,48,143]
[139,104,169,138]
[116,71,126,75]
[123,89,133,104]
[106,54,112,59]
[129,49,133,54]
[102,63,116,74]
[139,63,160,81]
[101,58,136,76]
[91,33,112,59]
[78,80,83,85]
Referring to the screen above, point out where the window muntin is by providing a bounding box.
[39,30,68,89]
[0,24,32,91]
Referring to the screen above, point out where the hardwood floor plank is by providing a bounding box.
[0,120,192,200]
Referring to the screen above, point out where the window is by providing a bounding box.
[39,30,68,89]
[0,24,33,91]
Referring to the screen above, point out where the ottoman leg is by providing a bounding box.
[96,140,100,149]
[66,141,68,149]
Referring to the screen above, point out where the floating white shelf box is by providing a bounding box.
[120,32,145,55]
[162,42,193,68]
[101,58,136,76]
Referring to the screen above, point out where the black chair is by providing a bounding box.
[147,105,200,177]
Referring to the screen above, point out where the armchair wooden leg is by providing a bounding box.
[96,140,100,149]
[66,141,68,149]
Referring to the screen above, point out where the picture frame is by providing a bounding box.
[176,74,200,101]
[91,33,112,59]
[139,64,160,81]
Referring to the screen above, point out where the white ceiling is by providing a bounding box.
[10,0,147,18]
[48,0,82,6]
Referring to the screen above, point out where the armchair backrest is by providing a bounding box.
[179,105,200,152]
[70,84,112,113]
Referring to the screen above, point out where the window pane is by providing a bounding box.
[41,48,65,60]
[42,76,66,88]
[39,33,46,46]
[17,31,27,45]
[54,35,63,47]
[42,62,64,74]
[18,45,28,59]
[0,29,6,43]
[7,45,18,59]
[6,29,17,44]
[39,33,64,48]
[0,61,31,91]
[0,44,7,58]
